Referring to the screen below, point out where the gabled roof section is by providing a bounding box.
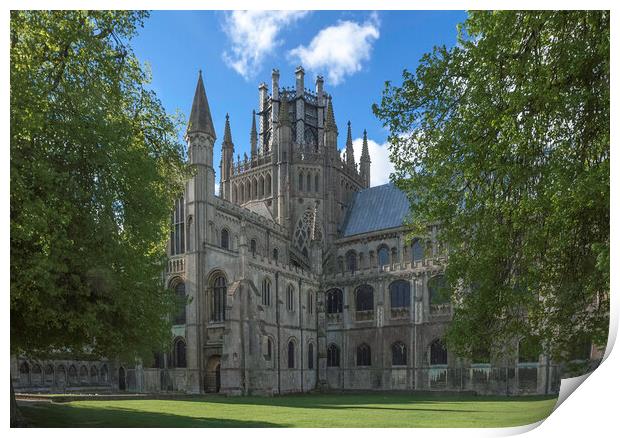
[187,70,216,138]
[341,183,411,237]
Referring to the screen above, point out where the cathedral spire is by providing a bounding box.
[346,121,355,168]
[324,96,337,133]
[250,110,258,157]
[187,70,216,139]
[361,129,370,161]
[360,129,371,188]
[223,113,233,144]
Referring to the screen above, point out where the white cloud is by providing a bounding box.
[222,11,309,79]
[215,182,220,196]
[288,15,380,85]
[351,137,395,187]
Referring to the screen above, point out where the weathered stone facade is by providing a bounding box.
[12,67,566,395]
[147,68,561,396]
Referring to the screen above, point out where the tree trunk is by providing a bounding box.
[10,378,22,427]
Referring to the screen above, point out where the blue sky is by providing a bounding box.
[131,10,467,187]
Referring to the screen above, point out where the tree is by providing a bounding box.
[373,11,609,362]
[10,10,188,406]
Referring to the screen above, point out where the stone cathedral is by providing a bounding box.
[12,67,563,396]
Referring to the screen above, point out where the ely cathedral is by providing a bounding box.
[12,68,564,396]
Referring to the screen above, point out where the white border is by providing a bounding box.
[3,2,617,437]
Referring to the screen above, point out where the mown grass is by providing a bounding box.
[18,392,558,428]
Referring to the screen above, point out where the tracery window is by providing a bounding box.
[377,245,390,267]
[294,209,322,257]
[170,197,185,255]
[211,274,227,322]
[411,238,424,262]
[389,280,411,309]
[429,275,449,305]
[327,344,340,367]
[355,284,374,311]
[173,338,187,368]
[345,250,357,273]
[392,342,407,366]
[326,288,343,314]
[430,339,448,365]
[357,343,371,366]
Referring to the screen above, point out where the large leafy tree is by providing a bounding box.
[373,11,609,361]
[10,11,188,366]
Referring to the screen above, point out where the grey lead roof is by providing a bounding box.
[341,183,411,237]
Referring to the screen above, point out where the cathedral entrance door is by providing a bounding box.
[205,355,221,393]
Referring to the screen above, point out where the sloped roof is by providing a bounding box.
[187,71,216,138]
[341,183,411,237]
[244,201,274,221]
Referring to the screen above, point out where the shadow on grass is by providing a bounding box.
[17,402,283,428]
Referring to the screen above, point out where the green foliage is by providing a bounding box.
[10,11,189,362]
[373,11,609,361]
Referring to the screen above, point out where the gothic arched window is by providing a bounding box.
[299,172,304,192]
[220,228,229,250]
[100,365,108,382]
[79,365,88,383]
[327,344,340,367]
[392,342,407,366]
[308,343,314,369]
[262,277,272,307]
[250,238,257,256]
[211,274,227,322]
[411,238,424,262]
[356,343,371,366]
[430,339,448,365]
[377,245,390,267]
[288,341,295,369]
[90,365,98,383]
[273,248,279,262]
[389,280,411,309]
[170,197,185,255]
[315,174,320,192]
[355,284,374,311]
[326,288,343,314]
[429,275,449,305]
[173,338,187,368]
[345,250,357,273]
[286,284,295,311]
[173,281,186,325]
[68,365,78,384]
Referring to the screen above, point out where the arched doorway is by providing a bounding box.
[118,366,126,391]
[205,355,221,393]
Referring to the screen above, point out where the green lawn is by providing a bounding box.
[18,393,558,428]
